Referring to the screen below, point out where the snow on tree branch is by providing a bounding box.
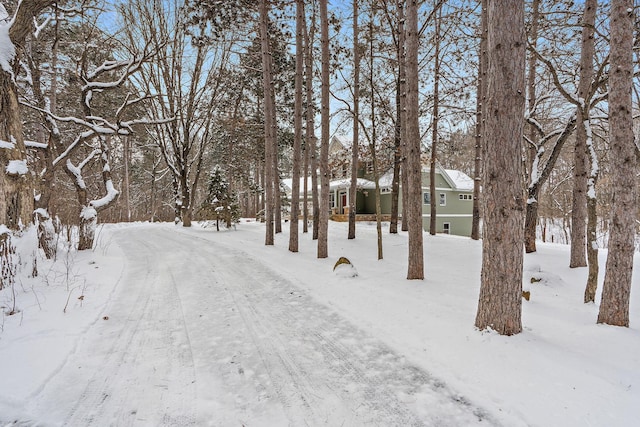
[89,179,118,211]
[32,14,52,38]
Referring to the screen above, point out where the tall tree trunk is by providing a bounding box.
[317,0,330,259]
[475,0,525,336]
[390,73,402,235]
[579,0,598,303]
[348,0,360,240]
[180,168,192,227]
[398,0,409,233]
[471,0,487,241]
[597,0,635,327]
[569,7,590,272]
[289,0,304,252]
[123,135,131,222]
[302,128,309,233]
[405,0,424,280]
[260,0,276,245]
[523,0,540,252]
[429,2,441,236]
[304,14,319,241]
[274,154,282,233]
[369,20,383,260]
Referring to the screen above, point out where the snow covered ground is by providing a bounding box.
[0,220,638,426]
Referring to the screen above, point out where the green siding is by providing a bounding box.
[350,169,473,236]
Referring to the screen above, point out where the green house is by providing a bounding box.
[326,164,474,236]
[283,136,475,237]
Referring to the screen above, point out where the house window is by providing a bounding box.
[423,192,431,205]
[381,187,391,194]
[329,192,336,208]
[459,194,473,201]
[439,193,446,206]
[443,222,451,234]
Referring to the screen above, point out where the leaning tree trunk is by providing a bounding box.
[597,0,636,327]
[475,0,526,336]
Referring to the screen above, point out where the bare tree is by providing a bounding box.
[597,0,636,327]
[405,0,424,280]
[121,0,227,228]
[475,0,525,335]
[317,0,329,259]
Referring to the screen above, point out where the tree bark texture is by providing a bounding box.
[289,0,304,252]
[597,0,636,327]
[429,4,441,236]
[317,0,330,259]
[405,0,424,280]
[523,0,539,252]
[569,19,591,273]
[1,1,54,230]
[304,16,319,241]
[475,0,525,335]
[260,0,276,245]
[471,0,487,241]
[369,20,383,261]
[348,0,360,240]
[398,0,409,233]
[579,0,599,302]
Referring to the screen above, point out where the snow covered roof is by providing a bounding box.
[445,169,474,191]
[281,177,315,193]
[330,178,380,190]
[421,163,474,192]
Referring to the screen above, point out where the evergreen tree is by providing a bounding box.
[201,167,240,231]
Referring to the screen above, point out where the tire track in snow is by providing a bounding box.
[179,228,500,426]
[29,237,197,426]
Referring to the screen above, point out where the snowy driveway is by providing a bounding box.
[24,226,498,426]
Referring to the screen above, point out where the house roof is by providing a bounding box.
[445,169,474,191]
[330,178,378,190]
[421,162,474,192]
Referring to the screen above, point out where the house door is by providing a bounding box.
[341,192,348,214]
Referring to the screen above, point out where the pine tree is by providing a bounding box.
[202,167,240,231]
